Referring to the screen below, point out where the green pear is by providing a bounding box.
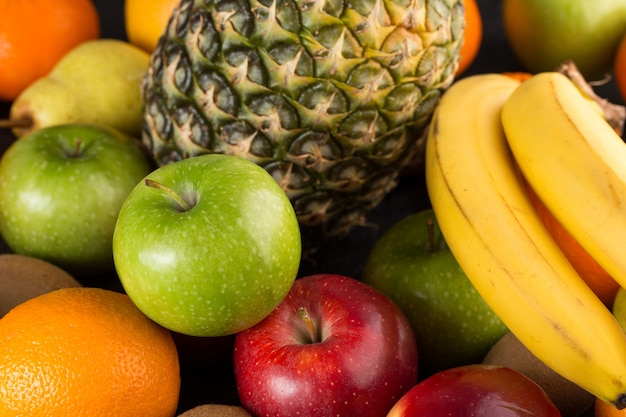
[8,39,149,138]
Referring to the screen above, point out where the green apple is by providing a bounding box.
[612,286,626,330]
[503,0,626,79]
[112,154,302,337]
[362,209,508,377]
[0,124,153,278]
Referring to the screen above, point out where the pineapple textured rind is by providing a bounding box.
[141,0,463,251]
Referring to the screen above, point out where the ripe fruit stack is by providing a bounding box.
[140,0,464,251]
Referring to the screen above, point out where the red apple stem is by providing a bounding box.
[296,307,320,344]
[144,179,193,212]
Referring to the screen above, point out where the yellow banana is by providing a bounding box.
[425,73,626,408]
[501,72,626,293]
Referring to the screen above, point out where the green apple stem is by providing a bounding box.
[296,307,321,344]
[144,179,193,212]
[70,138,83,157]
[426,217,437,253]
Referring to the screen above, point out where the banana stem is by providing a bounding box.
[557,60,626,136]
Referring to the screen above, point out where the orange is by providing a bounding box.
[0,287,180,417]
[614,31,626,103]
[456,0,483,76]
[125,0,180,53]
[0,0,100,102]
[503,72,533,82]
[596,397,626,417]
[523,176,620,307]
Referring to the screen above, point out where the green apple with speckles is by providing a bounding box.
[0,123,153,279]
[112,154,302,337]
[362,209,508,377]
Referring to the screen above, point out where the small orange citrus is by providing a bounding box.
[456,0,483,76]
[596,397,626,417]
[0,287,180,417]
[125,0,180,53]
[613,31,626,103]
[0,0,101,101]
[523,177,620,307]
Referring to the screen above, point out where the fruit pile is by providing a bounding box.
[1,0,626,416]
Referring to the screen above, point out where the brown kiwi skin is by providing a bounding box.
[483,331,594,417]
[0,253,82,317]
[177,404,252,417]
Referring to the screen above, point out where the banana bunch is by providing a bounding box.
[502,72,626,294]
[425,73,626,408]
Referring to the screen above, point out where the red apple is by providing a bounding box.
[387,364,561,417]
[233,274,419,417]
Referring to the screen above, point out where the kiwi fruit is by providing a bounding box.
[483,331,594,417]
[177,404,252,417]
[0,253,82,317]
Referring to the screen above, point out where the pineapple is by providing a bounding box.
[141,0,464,252]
